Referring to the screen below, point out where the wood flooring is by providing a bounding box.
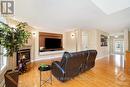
[18,55,130,87]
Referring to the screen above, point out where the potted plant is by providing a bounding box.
[0,22,31,70]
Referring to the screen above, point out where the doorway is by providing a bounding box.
[114,40,124,54]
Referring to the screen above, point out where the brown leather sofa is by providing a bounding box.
[51,50,97,82]
[81,50,97,72]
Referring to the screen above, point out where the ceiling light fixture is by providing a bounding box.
[115,35,118,38]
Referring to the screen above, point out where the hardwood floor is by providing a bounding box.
[18,55,130,87]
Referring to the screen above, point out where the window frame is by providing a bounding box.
[0,46,7,74]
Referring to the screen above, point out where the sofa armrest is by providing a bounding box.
[51,61,67,81]
[54,61,60,65]
[52,62,65,75]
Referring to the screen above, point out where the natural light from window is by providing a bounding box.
[0,46,7,71]
[0,17,7,72]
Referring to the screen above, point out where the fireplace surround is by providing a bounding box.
[16,49,31,66]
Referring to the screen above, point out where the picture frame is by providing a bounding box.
[101,35,108,46]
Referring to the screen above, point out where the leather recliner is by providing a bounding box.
[81,50,97,72]
[51,50,97,82]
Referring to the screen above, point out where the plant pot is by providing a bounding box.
[8,53,17,70]
[4,70,19,87]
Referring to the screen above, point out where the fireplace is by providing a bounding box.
[16,49,31,66]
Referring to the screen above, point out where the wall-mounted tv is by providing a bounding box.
[45,38,62,49]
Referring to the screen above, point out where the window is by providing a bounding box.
[0,17,7,71]
[0,46,7,71]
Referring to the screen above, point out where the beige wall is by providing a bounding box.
[87,30,97,49]
[63,31,77,52]
[109,36,114,54]
[124,29,129,51]
[123,29,130,52]
[5,18,64,62]
[95,30,109,58]
[128,31,130,51]
[63,29,109,59]
[5,18,110,60]
[63,29,82,52]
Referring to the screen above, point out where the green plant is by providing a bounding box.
[0,22,31,57]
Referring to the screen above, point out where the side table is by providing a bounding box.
[38,64,52,87]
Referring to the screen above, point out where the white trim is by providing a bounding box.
[31,57,61,62]
[0,58,7,75]
[0,66,6,87]
[39,50,64,56]
[0,64,6,73]
[96,55,110,60]
[110,53,124,56]
[32,55,110,62]
[32,53,111,62]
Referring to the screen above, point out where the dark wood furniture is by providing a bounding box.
[39,32,63,52]
[4,70,19,87]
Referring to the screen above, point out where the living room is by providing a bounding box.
[0,0,130,87]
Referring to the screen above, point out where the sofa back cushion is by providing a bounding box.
[65,52,83,70]
[61,51,84,77]
[60,52,70,67]
[87,50,97,68]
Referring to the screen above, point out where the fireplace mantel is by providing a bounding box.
[19,45,32,50]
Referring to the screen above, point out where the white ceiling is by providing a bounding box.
[91,0,130,15]
[13,0,130,33]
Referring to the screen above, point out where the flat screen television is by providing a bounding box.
[45,38,62,49]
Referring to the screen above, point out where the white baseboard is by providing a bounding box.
[32,55,109,62]
[111,53,125,55]
[32,54,110,62]
[96,55,110,60]
[39,50,64,55]
[31,57,61,62]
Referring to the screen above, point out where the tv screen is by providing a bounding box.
[45,38,62,49]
